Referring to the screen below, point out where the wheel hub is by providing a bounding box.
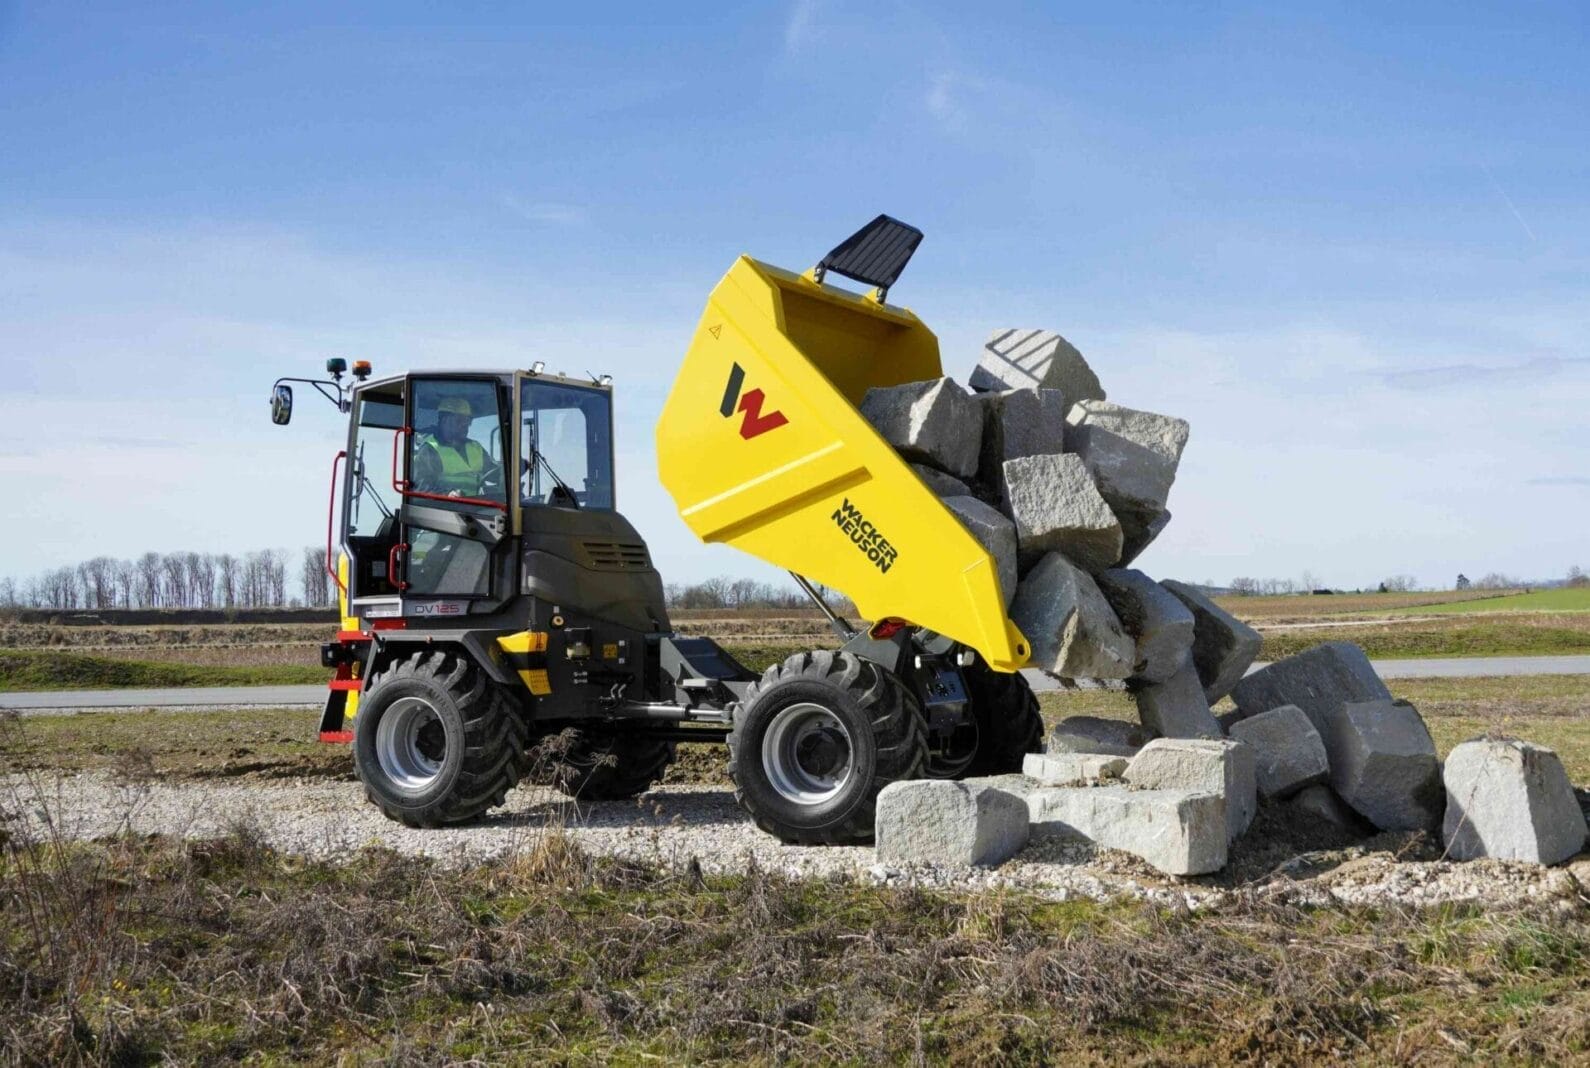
[762,702,854,804]
[375,695,448,793]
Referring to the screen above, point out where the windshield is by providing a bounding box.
[520,380,613,509]
[348,396,402,539]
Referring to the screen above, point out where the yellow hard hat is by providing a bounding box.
[438,396,472,417]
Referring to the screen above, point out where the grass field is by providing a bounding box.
[0,649,328,691]
[3,829,1586,1063]
[1257,612,1590,660]
[1388,587,1590,615]
[5,676,1590,1062]
[4,589,1590,693]
[1210,588,1528,619]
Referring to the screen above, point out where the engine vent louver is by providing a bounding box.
[582,541,652,571]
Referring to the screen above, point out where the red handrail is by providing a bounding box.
[326,450,347,593]
[387,542,410,591]
[391,426,507,512]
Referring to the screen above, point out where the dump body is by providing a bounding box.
[656,256,1031,672]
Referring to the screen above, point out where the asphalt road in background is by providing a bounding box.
[3,655,1589,715]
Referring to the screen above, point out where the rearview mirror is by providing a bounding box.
[270,384,293,425]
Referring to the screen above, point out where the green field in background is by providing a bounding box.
[1390,588,1590,615]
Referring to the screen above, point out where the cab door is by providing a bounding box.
[396,375,514,607]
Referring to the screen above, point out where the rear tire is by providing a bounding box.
[959,663,1043,777]
[727,650,927,845]
[353,649,528,827]
[530,729,677,801]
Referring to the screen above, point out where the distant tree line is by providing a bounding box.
[1226,567,1586,597]
[0,548,336,611]
[664,576,851,613]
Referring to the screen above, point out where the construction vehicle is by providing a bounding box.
[270,215,1040,844]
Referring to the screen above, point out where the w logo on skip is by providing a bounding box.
[719,362,789,439]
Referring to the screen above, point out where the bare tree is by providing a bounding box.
[216,554,239,608]
[184,552,214,608]
[1567,566,1588,589]
[300,546,331,606]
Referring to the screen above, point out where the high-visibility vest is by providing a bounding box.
[418,436,487,495]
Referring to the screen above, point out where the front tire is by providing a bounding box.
[353,649,528,827]
[727,650,927,845]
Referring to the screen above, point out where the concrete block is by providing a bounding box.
[1442,739,1588,865]
[969,328,1105,402]
[1288,784,1365,833]
[1047,715,1148,757]
[976,386,1067,489]
[1095,568,1195,684]
[860,377,984,478]
[875,779,1031,868]
[942,495,1019,607]
[1160,580,1265,702]
[1125,737,1256,840]
[1065,400,1187,553]
[1022,751,1128,785]
[1118,508,1170,567]
[1227,704,1329,799]
[1230,641,1390,735]
[910,463,970,498]
[1001,454,1123,573]
[1028,785,1227,875]
[1323,699,1443,832]
[1067,399,1189,464]
[1009,552,1136,679]
[1133,662,1223,741]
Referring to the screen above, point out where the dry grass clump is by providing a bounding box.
[3,801,1589,1064]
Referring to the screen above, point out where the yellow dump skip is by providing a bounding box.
[656,257,1031,672]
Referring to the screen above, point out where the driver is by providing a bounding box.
[414,395,494,497]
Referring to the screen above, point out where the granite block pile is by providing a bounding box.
[861,329,1589,879]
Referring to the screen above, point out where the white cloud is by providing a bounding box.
[500,196,587,226]
[784,0,818,54]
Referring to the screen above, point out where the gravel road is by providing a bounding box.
[4,770,1583,912]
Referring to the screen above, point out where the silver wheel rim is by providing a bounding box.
[761,701,854,804]
[375,695,447,793]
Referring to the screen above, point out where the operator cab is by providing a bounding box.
[338,369,616,616]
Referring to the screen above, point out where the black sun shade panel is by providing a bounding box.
[814,214,923,300]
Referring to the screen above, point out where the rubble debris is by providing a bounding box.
[1132,662,1223,740]
[1160,580,1263,703]
[1321,698,1444,832]
[1227,704,1330,799]
[909,462,970,498]
[1009,552,1136,678]
[1124,737,1256,841]
[969,328,1105,402]
[860,377,984,477]
[1095,568,1195,684]
[875,779,1030,868]
[1022,752,1128,785]
[1442,738,1588,865]
[1230,641,1390,735]
[1028,785,1227,875]
[1001,454,1122,572]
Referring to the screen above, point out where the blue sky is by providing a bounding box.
[1,1,1586,590]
